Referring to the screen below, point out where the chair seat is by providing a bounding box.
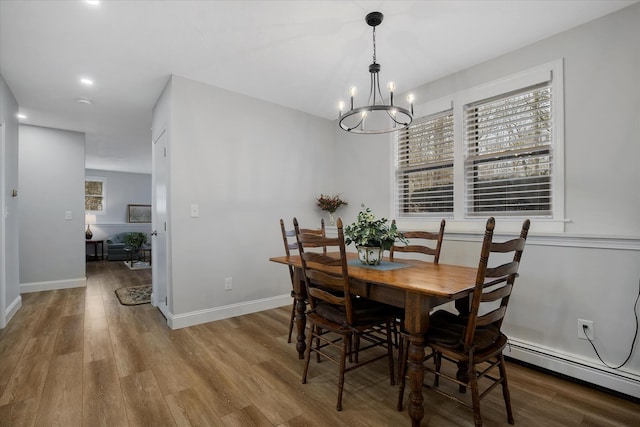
[314,299,395,328]
[430,332,508,362]
[428,318,501,353]
[430,309,465,326]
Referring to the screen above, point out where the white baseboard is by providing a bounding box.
[6,295,22,323]
[162,293,292,330]
[507,338,640,398]
[0,295,22,329]
[20,277,87,293]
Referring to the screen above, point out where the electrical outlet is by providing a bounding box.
[224,277,232,290]
[578,319,594,340]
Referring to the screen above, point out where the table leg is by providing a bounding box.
[408,335,425,427]
[404,292,429,427]
[293,268,307,360]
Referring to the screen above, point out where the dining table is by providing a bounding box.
[269,252,479,427]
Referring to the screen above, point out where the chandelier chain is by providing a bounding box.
[372,26,377,64]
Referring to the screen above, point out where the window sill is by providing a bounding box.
[395,218,640,250]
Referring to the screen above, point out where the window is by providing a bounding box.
[464,82,552,216]
[394,60,564,232]
[395,111,454,216]
[85,176,106,214]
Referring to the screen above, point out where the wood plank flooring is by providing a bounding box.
[0,260,638,426]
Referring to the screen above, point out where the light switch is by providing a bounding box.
[190,204,199,218]
[65,211,73,220]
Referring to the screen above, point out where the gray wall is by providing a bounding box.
[84,168,152,242]
[332,4,640,396]
[19,125,86,289]
[158,75,334,318]
[0,73,20,327]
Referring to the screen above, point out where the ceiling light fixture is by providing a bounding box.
[338,12,414,134]
[86,0,100,5]
[80,78,94,86]
[17,114,26,120]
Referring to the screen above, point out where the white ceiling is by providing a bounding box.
[1,0,636,174]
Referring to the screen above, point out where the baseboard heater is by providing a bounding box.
[506,338,640,402]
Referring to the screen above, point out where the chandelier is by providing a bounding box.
[338,12,414,134]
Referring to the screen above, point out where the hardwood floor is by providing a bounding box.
[0,260,638,426]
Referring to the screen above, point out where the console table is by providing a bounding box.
[85,239,104,261]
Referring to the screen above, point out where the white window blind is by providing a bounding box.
[464,82,552,217]
[396,110,454,217]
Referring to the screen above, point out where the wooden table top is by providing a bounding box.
[270,253,478,299]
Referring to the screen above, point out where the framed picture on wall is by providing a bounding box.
[128,204,151,223]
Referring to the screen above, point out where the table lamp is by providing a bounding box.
[85,214,96,240]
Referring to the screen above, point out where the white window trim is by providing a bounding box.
[392,59,566,234]
[85,175,107,215]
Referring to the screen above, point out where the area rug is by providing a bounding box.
[123,261,151,270]
[115,285,152,305]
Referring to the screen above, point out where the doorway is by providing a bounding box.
[152,129,170,318]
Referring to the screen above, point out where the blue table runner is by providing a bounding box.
[347,259,411,271]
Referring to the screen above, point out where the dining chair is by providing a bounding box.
[279,218,325,343]
[294,217,396,411]
[389,219,446,263]
[390,219,446,376]
[397,217,530,427]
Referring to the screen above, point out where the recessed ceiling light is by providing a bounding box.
[17,114,26,120]
[86,0,100,5]
[80,78,94,86]
[76,98,93,105]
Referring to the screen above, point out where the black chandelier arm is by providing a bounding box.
[339,116,364,132]
[338,105,412,134]
[384,107,412,125]
[367,66,387,107]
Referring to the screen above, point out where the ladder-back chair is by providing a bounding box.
[294,217,395,411]
[398,217,530,426]
[279,218,325,343]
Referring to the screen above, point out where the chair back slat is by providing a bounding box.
[305,269,346,289]
[400,244,437,256]
[476,306,507,327]
[491,237,526,253]
[280,218,326,256]
[463,218,530,350]
[390,219,446,264]
[486,261,520,279]
[294,217,354,325]
[298,233,338,250]
[281,218,326,283]
[302,252,343,267]
[480,283,512,302]
[308,287,345,305]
